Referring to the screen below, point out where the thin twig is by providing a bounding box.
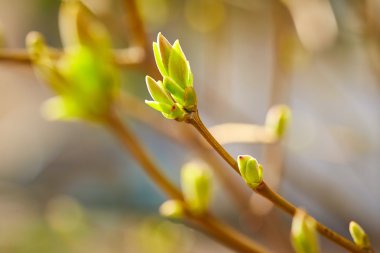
[0,47,144,67]
[104,111,269,253]
[187,110,368,253]
[123,0,148,49]
[117,92,253,213]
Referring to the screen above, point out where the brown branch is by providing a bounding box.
[117,92,252,212]
[187,110,368,253]
[0,47,144,67]
[103,111,269,253]
[123,0,148,49]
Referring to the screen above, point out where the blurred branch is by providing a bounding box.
[117,92,252,212]
[104,112,269,253]
[123,0,147,49]
[186,110,368,253]
[358,0,380,84]
[0,47,145,67]
[208,123,276,145]
[254,0,296,216]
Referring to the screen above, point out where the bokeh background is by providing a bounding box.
[0,0,379,252]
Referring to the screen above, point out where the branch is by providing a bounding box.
[103,111,269,253]
[187,110,368,253]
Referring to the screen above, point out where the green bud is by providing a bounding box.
[156,33,172,73]
[168,40,189,90]
[56,44,119,121]
[26,31,67,95]
[59,0,111,53]
[183,86,197,111]
[163,76,185,104]
[26,31,45,61]
[237,155,263,189]
[291,209,319,253]
[146,76,174,105]
[151,33,196,112]
[349,221,370,248]
[145,76,186,120]
[27,1,119,122]
[181,162,212,215]
[159,200,185,219]
[265,104,291,139]
[145,101,186,120]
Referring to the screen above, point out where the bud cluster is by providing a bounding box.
[27,0,119,122]
[145,33,197,120]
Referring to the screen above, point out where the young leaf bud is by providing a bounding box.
[349,221,371,248]
[163,76,185,104]
[159,200,185,219]
[181,162,212,215]
[150,33,197,112]
[145,76,186,120]
[237,155,263,189]
[146,76,174,105]
[168,40,189,90]
[183,86,197,111]
[27,1,119,122]
[157,32,172,73]
[59,0,111,52]
[265,104,291,139]
[291,209,319,253]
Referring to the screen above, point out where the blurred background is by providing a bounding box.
[0,0,379,252]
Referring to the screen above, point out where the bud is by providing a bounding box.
[150,33,196,112]
[349,221,370,248]
[159,200,185,219]
[237,155,263,189]
[265,104,291,139]
[59,0,111,52]
[181,162,212,215]
[291,209,319,253]
[27,0,119,122]
[26,31,66,95]
[145,76,186,120]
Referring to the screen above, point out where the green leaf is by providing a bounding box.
[187,68,194,87]
[145,100,186,120]
[168,40,189,89]
[145,100,171,114]
[183,86,197,111]
[146,76,173,105]
[163,77,185,104]
[153,42,168,76]
[26,32,67,94]
[59,0,111,52]
[157,33,172,72]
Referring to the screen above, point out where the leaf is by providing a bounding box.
[157,33,172,71]
[168,40,189,89]
[146,76,173,105]
[163,76,185,104]
[153,42,168,76]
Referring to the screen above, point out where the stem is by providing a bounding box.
[104,112,268,253]
[105,113,182,200]
[194,213,269,253]
[188,112,238,173]
[188,111,368,253]
[0,48,143,67]
[123,0,148,49]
